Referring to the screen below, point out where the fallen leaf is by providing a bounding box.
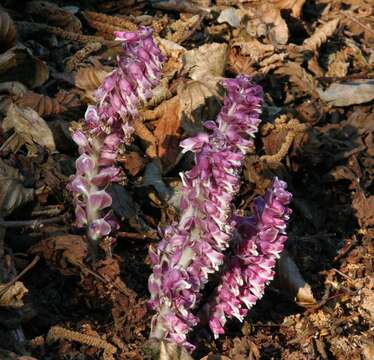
[75,65,111,92]
[2,104,56,152]
[201,355,231,360]
[256,3,289,45]
[0,159,34,216]
[0,45,49,88]
[317,80,374,107]
[26,1,82,33]
[352,188,374,228]
[276,250,317,307]
[0,281,28,308]
[160,340,193,360]
[0,10,17,51]
[271,0,306,18]
[183,42,228,83]
[30,234,87,275]
[217,7,243,28]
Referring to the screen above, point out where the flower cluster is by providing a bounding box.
[148,75,263,349]
[208,178,292,337]
[67,27,164,249]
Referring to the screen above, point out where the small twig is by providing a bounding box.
[331,268,355,283]
[304,285,331,315]
[117,231,154,240]
[0,256,40,296]
[0,214,66,229]
[340,11,374,37]
[31,205,65,218]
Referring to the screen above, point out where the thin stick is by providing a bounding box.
[0,256,40,296]
[0,214,66,228]
[340,11,374,37]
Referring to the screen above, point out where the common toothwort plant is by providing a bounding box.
[67,27,164,252]
[148,75,264,349]
[148,75,292,351]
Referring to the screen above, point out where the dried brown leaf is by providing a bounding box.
[231,38,274,63]
[352,188,374,228]
[159,340,193,360]
[16,91,63,117]
[256,3,289,44]
[326,48,350,77]
[317,80,374,107]
[183,42,228,83]
[2,104,56,152]
[276,250,317,307]
[25,1,82,33]
[302,19,340,52]
[30,234,87,275]
[271,0,306,17]
[201,355,231,360]
[75,65,111,92]
[276,62,318,100]
[0,10,16,51]
[0,159,34,216]
[0,45,49,88]
[0,281,28,308]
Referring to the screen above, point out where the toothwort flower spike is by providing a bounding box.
[208,178,292,337]
[67,27,164,252]
[148,75,263,350]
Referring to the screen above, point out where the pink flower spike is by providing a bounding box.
[67,27,164,251]
[148,75,263,350]
[207,177,292,338]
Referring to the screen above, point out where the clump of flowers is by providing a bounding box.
[148,75,266,349]
[67,27,164,252]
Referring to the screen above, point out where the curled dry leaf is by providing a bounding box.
[275,62,318,100]
[2,104,56,152]
[271,0,306,18]
[253,3,289,45]
[218,7,243,28]
[0,281,28,308]
[317,80,374,107]
[352,188,374,228]
[75,65,112,91]
[302,19,340,52]
[231,38,274,63]
[276,250,317,307]
[0,10,16,51]
[0,45,49,88]
[201,356,231,360]
[0,159,34,216]
[159,340,193,360]
[16,91,63,117]
[25,1,82,33]
[30,234,88,275]
[183,42,228,83]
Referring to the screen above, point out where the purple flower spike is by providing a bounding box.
[67,27,164,252]
[148,75,263,349]
[208,178,292,338]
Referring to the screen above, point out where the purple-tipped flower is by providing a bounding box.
[207,178,292,337]
[68,28,164,250]
[148,75,263,349]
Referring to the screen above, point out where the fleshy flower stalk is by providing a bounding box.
[67,27,164,253]
[148,75,263,349]
[207,178,292,337]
